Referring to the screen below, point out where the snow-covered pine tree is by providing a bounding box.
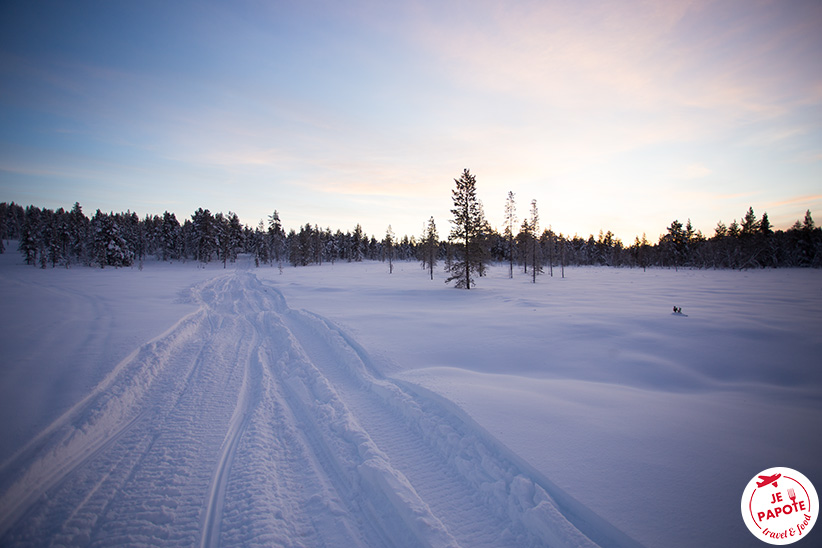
[254,220,269,266]
[19,206,40,265]
[503,191,516,279]
[228,212,243,263]
[160,211,180,261]
[287,229,300,266]
[527,199,543,283]
[68,202,89,265]
[383,225,395,273]
[543,227,554,277]
[191,208,216,264]
[741,207,760,236]
[48,208,70,267]
[803,209,815,231]
[43,208,61,267]
[664,219,687,270]
[268,210,284,266]
[446,169,488,289]
[760,212,772,235]
[476,200,493,278]
[560,235,566,278]
[312,224,323,265]
[296,224,313,266]
[0,204,5,255]
[216,213,231,267]
[91,210,133,268]
[351,224,365,262]
[420,216,439,280]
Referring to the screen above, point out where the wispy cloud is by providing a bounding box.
[2,0,820,239]
[739,127,809,148]
[768,194,822,209]
[677,163,713,180]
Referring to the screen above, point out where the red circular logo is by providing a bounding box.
[741,467,818,544]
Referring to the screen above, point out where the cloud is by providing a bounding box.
[739,127,808,148]
[768,194,822,209]
[3,0,820,240]
[677,163,713,180]
[393,0,820,142]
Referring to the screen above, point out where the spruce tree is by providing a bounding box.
[446,169,488,289]
[760,212,772,235]
[741,207,760,235]
[191,208,216,264]
[268,210,284,266]
[420,216,439,280]
[19,206,40,265]
[503,191,517,279]
[384,225,395,273]
[161,211,180,261]
[526,199,543,283]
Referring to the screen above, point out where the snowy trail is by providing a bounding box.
[0,271,640,547]
[281,312,522,546]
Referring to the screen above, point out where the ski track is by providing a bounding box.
[0,271,640,548]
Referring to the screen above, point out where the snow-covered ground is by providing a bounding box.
[1,250,820,547]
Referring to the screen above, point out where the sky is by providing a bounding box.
[1,0,821,242]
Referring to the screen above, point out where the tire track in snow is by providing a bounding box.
[0,271,641,547]
[281,308,643,548]
[199,322,259,548]
[282,312,515,547]
[0,304,212,541]
[262,309,455,548]
[0,274,258,546]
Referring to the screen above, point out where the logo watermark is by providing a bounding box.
[741,467,817,545]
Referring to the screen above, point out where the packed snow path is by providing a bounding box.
[0,272,641,547]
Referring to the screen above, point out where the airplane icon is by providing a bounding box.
[757,473,781,488]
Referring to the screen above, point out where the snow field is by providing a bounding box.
[263,262,822,548]
[1,253,820,547]
[281,309,577,547]
[0,266,635,547]
[286,310,629,547]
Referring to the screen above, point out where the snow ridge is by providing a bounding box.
[0,271,641,547]
[288,309,626,547]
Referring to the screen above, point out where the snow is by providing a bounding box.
[1,250,820,547]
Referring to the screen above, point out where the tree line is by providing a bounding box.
[0,202,421,269]
[1,181,820,275]
[442,169,821,288]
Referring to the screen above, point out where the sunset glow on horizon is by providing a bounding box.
[2,0,820,242]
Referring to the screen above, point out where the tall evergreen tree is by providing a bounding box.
[503,191,517,279]
[446,169,488,289]
[525,199,543,283]
[803,209,815,231]
[160,211,180,261]
[760,212,772,235]
[741,207,760,236]
[215,213,231,267]
[191,208,216,263]
[254,220,269,266]
[420,216,439,280]
[68,202,89,264]
[90,210,133,267]
[384,225,395,273]
[19,206,41,266]
[351,224,365,262]
[664,219,687,270]
[268,210,284,266]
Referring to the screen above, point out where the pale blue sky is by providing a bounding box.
[1,0,820,241]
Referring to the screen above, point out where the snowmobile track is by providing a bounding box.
[0,271,642,547]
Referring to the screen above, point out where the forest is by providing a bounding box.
[1,200,820,272]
